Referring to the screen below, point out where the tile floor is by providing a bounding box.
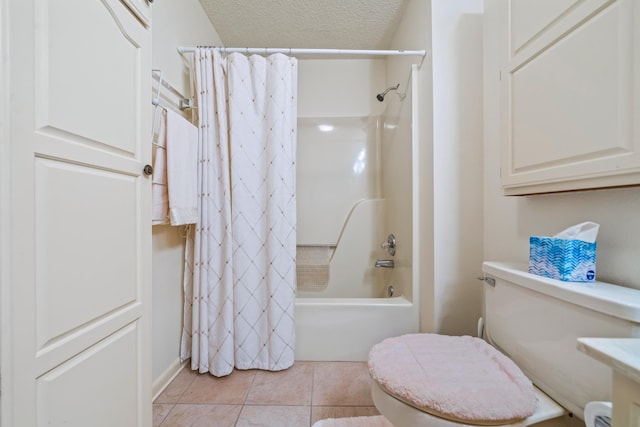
[153,361,382,427]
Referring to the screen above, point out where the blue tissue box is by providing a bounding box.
[529,236,596,282]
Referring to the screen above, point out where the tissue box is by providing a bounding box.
[529,236,596,282]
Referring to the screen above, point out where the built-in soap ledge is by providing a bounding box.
[296,245,336,292]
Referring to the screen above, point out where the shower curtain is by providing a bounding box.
[181,49,297,377]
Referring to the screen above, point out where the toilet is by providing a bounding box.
[368,262,640,427]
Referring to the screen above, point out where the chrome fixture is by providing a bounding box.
[380,234,396,256]
[476,276,496,287]
[387,285,395,297]
[376,84,401,102]
[375,259,395,268]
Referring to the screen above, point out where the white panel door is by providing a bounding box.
[122,0,151,26]
[6,0,151,425]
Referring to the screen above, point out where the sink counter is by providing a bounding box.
[577,338,640,384]
[578,338,640,427]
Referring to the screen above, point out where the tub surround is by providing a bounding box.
[297,199,388,299]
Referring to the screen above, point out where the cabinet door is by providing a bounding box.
[6,0,151,425]
[500,0,640,195]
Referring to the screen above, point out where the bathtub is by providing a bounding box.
[293,198,418,361]
[293,66,420,361]
[294,295,417,361]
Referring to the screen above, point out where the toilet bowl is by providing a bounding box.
[368,334,564,427]
[371,381,563,427]
[368,262,640,427]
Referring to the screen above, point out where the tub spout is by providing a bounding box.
[375,259,394,268]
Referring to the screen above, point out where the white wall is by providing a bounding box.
[484,0,640,291]
[152,2,221,97]
[0,0,8,423]
[389,0,435,332]
[431,1,484,335]
[390,1,485,335]
[151,0,221,393]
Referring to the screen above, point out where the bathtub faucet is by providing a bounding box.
[375,259,395,268]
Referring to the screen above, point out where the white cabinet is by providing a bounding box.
[499,0,640,195]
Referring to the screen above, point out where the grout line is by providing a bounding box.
[309,362,316,426]
[160,402,245,406]
[155,402,174,427]
[235,368,259,427]
[243,368,259,405]
[175,369,198,403]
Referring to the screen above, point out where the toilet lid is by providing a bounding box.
[368,334,537,425]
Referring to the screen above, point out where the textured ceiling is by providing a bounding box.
[198,0,408,50]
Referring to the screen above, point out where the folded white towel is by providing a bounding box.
[152,111,169,225]
[165,109,199,226]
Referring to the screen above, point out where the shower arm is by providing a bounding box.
[376,84,404,102]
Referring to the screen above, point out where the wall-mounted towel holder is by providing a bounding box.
[152,69,194,110]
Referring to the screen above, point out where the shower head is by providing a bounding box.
[376,84,400,102]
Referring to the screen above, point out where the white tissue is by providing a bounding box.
[553,221,599,243]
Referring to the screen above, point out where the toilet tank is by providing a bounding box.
[482,262,640,420]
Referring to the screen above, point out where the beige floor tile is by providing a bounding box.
[245,362,314,405]
[236,405,311,427]
[154,361,383,426]
[310,406,381,425]
[153,403,174,426]
[179,369,256,404]
[154,367,198,404]
[312,362,374,406]
[159,404,241,427]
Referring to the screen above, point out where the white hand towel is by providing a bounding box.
[152,110,169,225]
[165,108,199,225]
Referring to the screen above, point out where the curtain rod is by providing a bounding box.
[177,46,427,57]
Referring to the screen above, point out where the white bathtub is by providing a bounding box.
[294,295,417,361]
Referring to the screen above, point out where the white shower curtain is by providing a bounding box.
[181,49,297,377]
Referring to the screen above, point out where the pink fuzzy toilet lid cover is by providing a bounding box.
[368,334,537,425]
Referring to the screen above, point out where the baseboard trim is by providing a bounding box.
[152,358,187,401]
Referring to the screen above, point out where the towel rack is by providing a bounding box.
[152,69,194,110]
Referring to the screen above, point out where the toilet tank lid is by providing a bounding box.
[483,262,640,323]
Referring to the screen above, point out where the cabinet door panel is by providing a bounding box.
[501,0,640,195]
[122,0,151,26]
[40,0,145,155]
[34,159,138,354]
[36,324,139,427]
